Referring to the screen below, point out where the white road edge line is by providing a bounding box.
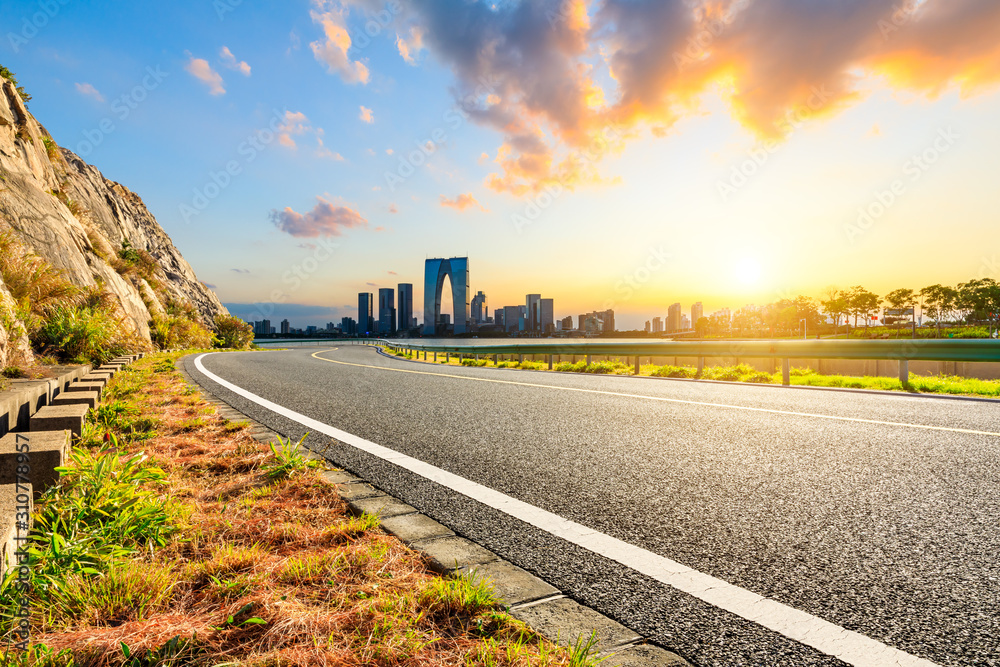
[316,350,1000,439]
[194,352,939,667]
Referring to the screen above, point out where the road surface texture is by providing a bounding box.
[185,346,1000,666]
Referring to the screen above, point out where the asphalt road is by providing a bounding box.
[185,346,1000,666]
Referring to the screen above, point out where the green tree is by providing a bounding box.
[846,286,880,331]
[958,278,1000,334]
[0,65,31,107]
[695,316,710,337]
[884,288,916,333]
[919,284,957,337]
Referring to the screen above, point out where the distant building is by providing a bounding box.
[253,319,272,336]
[340,317,357,335]
[526,294,541,332]
[280,319,290,335]
[378,288,396,335]
[423,257,470,335]
[667,303,682,332]
[540,298,554,334]
[306,325,317,335]
[645,321,651,333]
[692,302,703,327]
[471,291,488,323]
[681,314,691,330]
[495,308,506,329]
[560,315,573,331]
[503,306,520,333]
[397,283,413,332]
[358,293,374,335]
[578,309,615,333]
[652,317,663,333]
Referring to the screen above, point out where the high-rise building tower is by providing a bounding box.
[667,303,682,332]
[378,288,396,335]
[397,283,413,332]
[692,302,704,327]
[280,319,290,335]
[526,294,541,331]
[358,292,374,335]
[471,291,488,323]
[423,258,471,335]
[652,317,663,333]
[540,298,554,334]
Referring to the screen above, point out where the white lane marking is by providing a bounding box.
[311,349,1000,439]
[194,352,939,667]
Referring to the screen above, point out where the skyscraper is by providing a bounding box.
[397,283,413,332]
[503,306,520,333]
[378,288,396,335]
[280,319,290,335]
[540,298,554,334]
[692,302,704,327]
[652,317,663,333]
[560,315,573,331]
[423,257,471,335]
[471,291,488,323]
[358,292,374,335]
[526,294,541,331]
[667,303,682,332]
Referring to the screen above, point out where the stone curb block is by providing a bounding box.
[179,352,692,666]
[0,431,69,494]
[65,382,104,400]
[29,403,88,437]
[51,390,99,410]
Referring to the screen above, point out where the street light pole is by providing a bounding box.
[800,318,807,339]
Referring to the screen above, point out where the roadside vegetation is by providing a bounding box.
[0,351,605,666]
[0,232,253,379]
[391,348,1000,398]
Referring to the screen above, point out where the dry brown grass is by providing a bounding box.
[26,353,588,666]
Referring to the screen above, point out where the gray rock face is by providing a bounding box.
[0,281,32,369]
[0,75,226,344]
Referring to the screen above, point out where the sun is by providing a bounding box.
[733,257,763,287]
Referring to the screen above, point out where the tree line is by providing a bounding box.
[694,278,1000,338]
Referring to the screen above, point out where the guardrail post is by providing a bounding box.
[782,358,790,386]
[586,355,592,366]
[434,352,437,362]
[634,356,640,375]
[446,353,450,363]
[900,359,909,385]
[697,357,705,376]
[423,351,427,361]
[548,355,553,369]
[518,354,524,365]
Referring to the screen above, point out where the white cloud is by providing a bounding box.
[396,25,425,65]
[220,46,251,76]
[74,82,104,103]
[309,1,370,84]
[359,105,374,123]
[185,55,225,95]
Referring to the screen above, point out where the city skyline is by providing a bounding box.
[6,1,999,333]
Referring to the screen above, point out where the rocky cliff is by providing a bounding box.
[0,73,225,363]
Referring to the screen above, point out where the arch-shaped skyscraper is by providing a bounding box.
[423,257,470,335]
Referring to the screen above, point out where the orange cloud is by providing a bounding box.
[185,55,225,95]
[310,0,370,84]
[440,193,488,212]
[270,196,368,237]
[398,0,1000,196]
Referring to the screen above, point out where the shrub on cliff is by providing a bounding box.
[150,316,216,350]
[1,232,147,365]
[214,314,254,349]
[33,305,146,365]
[0,64,31,107]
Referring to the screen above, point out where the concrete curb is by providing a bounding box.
[179,351,692,667]
[371,344,1000,405]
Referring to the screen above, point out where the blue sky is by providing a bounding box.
[3,0,999,329]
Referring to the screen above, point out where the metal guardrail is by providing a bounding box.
[347,338,1000,385]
